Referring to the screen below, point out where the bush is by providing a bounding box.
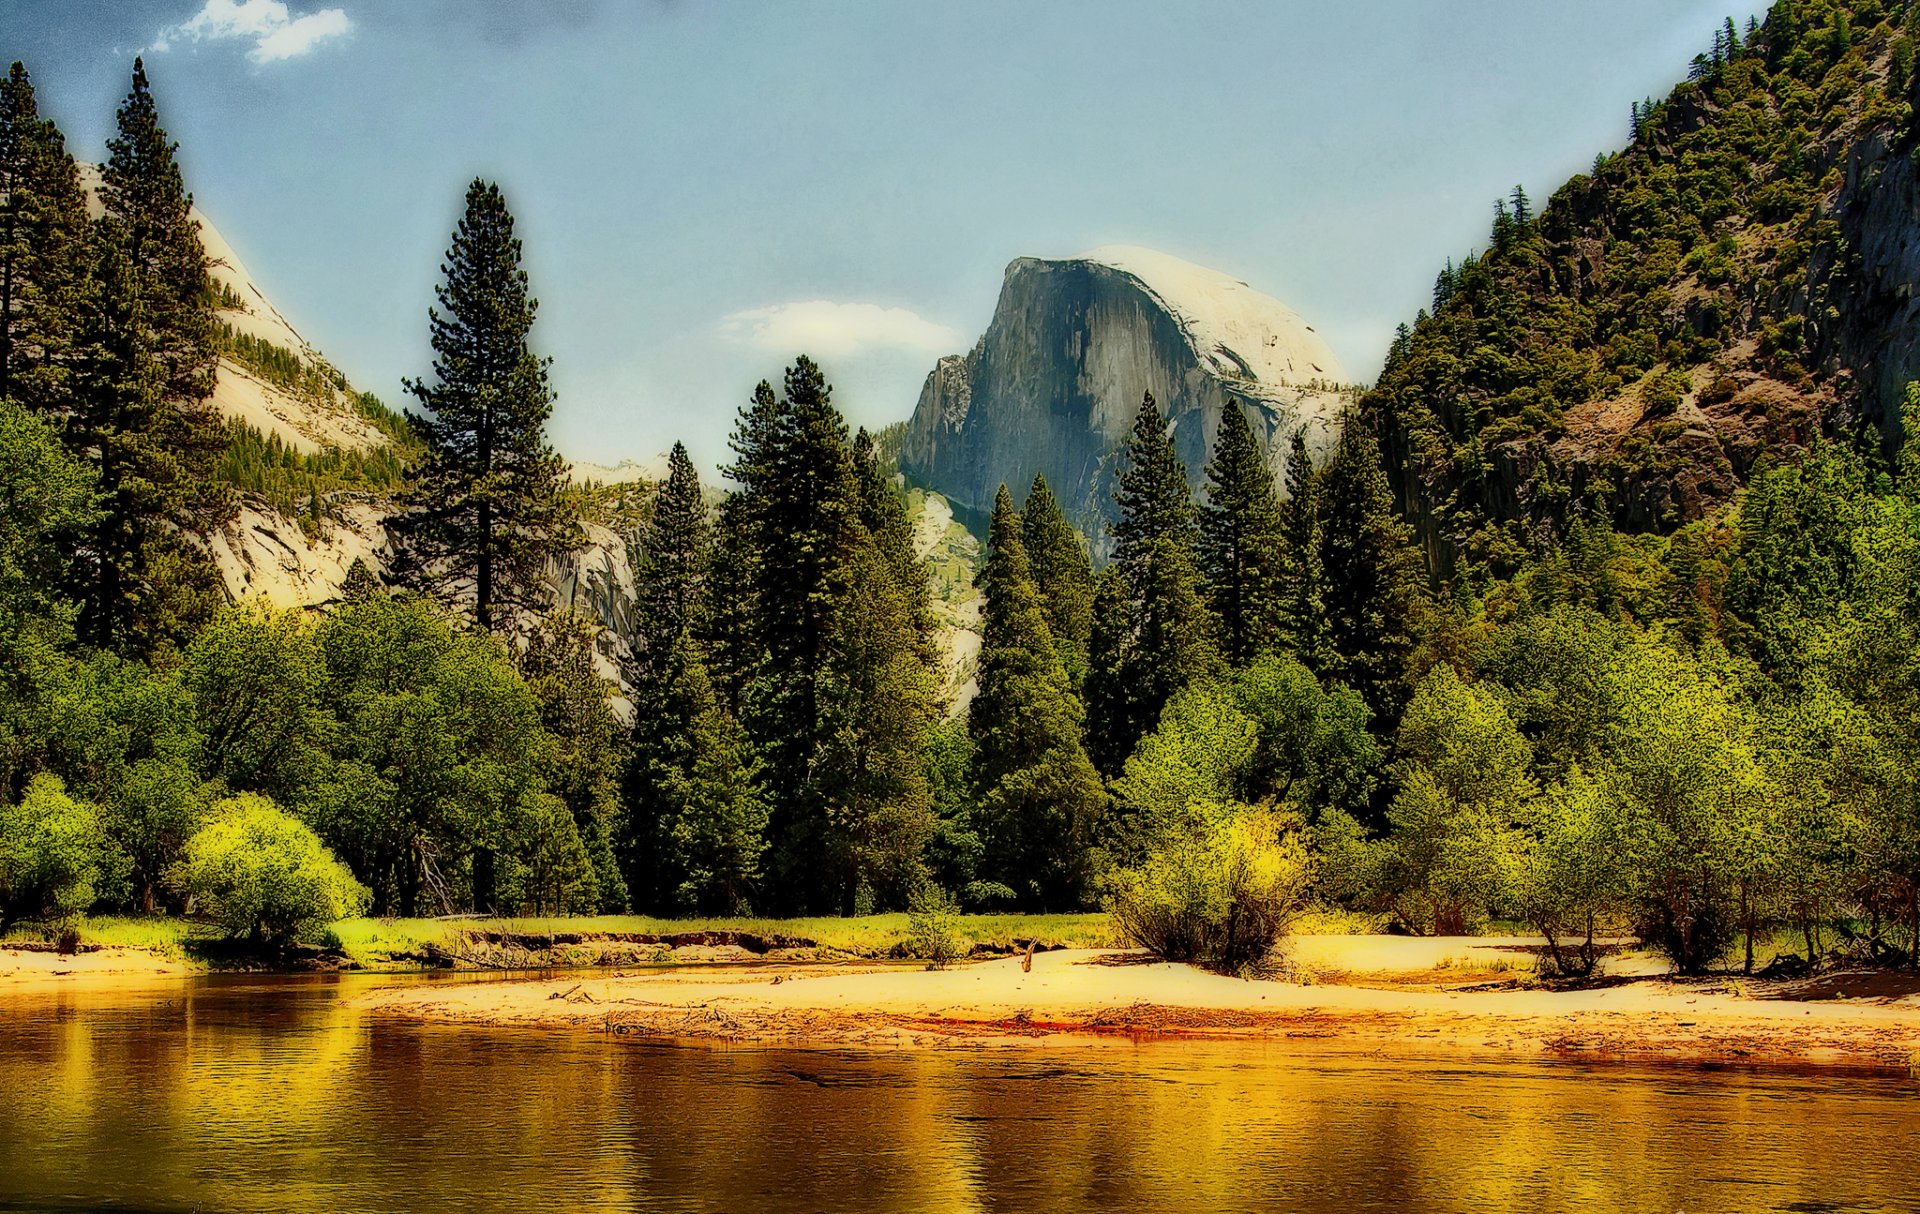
[905,883,962,969]
[170,794,368,944]
[0,775,120,932]
[1109,806,1311,973]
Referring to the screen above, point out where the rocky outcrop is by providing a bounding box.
[900,246,1349,552]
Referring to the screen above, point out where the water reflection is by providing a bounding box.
[0,974,1913,1213]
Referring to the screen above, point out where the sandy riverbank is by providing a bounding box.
[355,939,1920,1070]
[0,945,192,986]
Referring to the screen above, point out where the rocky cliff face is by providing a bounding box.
[178,196,647,694]
[900,246,1349,552]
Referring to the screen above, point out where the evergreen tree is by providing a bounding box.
[818,539,939,913]
[1021,472,1095,683]
[520,612,627,912]
[1277,428,1330,668]
[1198,402,1286,666]
[1087,391,1216,775]
[68,60,230,655]
[721,357,938,913]
[1318,412,1422,719]
[853,425,934,655]
[1508,184,1532,227]
[0,62,90,414]
[969,484,1104,908]
[649,634,768,915]
[396,179,576,635]
[627,440,708,688]
[698,491,760,714]
[1082,565,1132,775]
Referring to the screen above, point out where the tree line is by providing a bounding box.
[5,49,1920,985]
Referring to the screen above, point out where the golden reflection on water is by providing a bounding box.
[0,974,1914,1213]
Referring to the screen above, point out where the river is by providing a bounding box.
[0,972,1914,1213]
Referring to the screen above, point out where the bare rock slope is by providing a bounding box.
[901,246,1349,552]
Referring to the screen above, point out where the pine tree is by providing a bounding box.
[1277,428,1331,668]
[699,491,760,714]
[969,484,1104,908]
[853,426,934,656]
[1508,184,1532,227]
[396,179,576,635]
[1319,411,1422,719]
[818,538,939,913]
[1198,401,1286,666]
[0,62,90,414]
[654,634,768,915]
[628,440,708,688]
[521,612,628,911]
[68,60,231,654]
[1087,391,1216,775]
[724,357,937,913]
[1082,565,1132,774]
[1020,473,1094,682]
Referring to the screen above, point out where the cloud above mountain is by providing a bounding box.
[152,0,352,64]
[719,300,960,362]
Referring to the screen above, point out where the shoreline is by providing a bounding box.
[354,944,1920,1072]
[11,935,1920,1073]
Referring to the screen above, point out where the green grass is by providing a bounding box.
[332,912,1113,964]
[5,912,1113,970]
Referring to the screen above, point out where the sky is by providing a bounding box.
[5,0,1766,474]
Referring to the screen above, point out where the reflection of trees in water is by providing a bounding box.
[2,989,1915,1212]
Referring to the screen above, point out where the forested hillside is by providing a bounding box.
[1368,0,1919,582]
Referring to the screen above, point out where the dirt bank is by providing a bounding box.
[0,945,191,986]
[355,941,1920,1070]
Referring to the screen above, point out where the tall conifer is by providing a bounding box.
[1319,411,1421,718]
[970,484,1104,908]
[397,179,576,634]
[628,440,708,687]
[724,357,938,913]
[1087,391,1215,774]
[0,62,90,414]
[1021,473,1094,682]
[69,60,230,653]
[1278,428,1330,667]
[1198,402,1285,666]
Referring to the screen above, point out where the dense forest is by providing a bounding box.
[5,0,1920,980]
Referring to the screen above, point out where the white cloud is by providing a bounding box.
[719,300,961,361]
[154,0,353,64]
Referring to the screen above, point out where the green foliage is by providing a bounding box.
[306,594,555,915]
[0,773,119,931]
[904,881,962,967]
[1109,804,1312,972]
[651,641,770,915]
[0,61,91,416]
[1110,654,1380,861]
[1340,667,1532,934]
[67,59,232,656]
[1021,474,1095,683]
[719,358,941,914]
[1089,392,1218,774]
[1517,769,1631,976]
[1365,1,1913,580]
[520,611,627,912]
[969,485,1104,909]
[394,179,578,634]
[1199,402,1287,665]
[216,421,412,522]
[1319,414,1422,719]
[169,793,367,943]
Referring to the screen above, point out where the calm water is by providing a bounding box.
[0,973,1916,1214]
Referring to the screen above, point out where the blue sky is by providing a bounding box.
[7,0,1763,473]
